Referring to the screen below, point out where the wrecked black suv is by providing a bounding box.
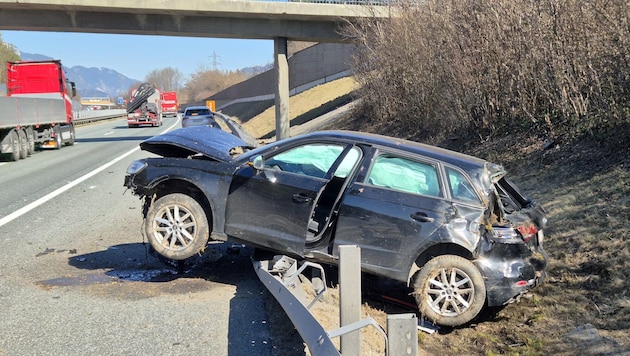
[124,127,548,326]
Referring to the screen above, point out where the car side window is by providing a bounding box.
[366,155,441,197]
[446,167,480,203]
[265,144,345,178]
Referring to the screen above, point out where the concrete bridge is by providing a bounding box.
[0,0,392,138]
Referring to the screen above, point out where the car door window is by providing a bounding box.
[366,155,441,197]
[265,144,345,178]
[446,167,480,203]
[333,146,361,178]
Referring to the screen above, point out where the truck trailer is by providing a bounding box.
[160,91,178,118]
[126,83,162,128]
[0,60,76,161]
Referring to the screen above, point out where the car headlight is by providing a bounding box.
[126,160,147,175]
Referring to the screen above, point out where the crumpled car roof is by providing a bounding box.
[139,126,253,161]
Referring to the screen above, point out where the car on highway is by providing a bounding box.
[123,127,548,326]
[181,106,218,128]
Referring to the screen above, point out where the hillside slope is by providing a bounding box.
[227,76,358,140]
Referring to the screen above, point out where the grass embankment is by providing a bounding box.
[225,77,358,140]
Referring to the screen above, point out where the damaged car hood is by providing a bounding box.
[139,126,254,161]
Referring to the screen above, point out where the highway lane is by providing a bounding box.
[0,118,161,221]
[0,118,299,355]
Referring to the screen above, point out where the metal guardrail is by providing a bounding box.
[253,246,418,356]
[73,109,127,125]
[254,256,341,355]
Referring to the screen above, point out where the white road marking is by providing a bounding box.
[0,120,179,228]
[0,146,139,228]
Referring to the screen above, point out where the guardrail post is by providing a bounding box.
[387,314,418,355]
[339,245,361,355]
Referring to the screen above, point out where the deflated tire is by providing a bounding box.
[145,193,210,260]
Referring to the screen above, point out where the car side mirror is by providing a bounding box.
[251,155,264,170]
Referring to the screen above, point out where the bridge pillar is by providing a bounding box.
[274,37,290,140]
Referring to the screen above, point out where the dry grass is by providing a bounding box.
[240,77,358,139]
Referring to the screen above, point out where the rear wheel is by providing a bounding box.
[145,193,210,261]
[25,127,35,155]
[65,124,75,146]
[9,130,20,161]
[18,129,28,159]
[413,255,486,326]
[53,126,62,149]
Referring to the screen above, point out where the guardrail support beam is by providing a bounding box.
[339,245,361,355]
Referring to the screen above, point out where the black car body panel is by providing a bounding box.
[124,128,548,322]
[140,126,253,161]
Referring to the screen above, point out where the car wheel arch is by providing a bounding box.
[148,178,215,228]
[407,242,475,286]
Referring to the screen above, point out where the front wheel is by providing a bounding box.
[413,255,486,327]
[144,193,210,261]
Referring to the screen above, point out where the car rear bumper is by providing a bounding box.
[476,232,548,306]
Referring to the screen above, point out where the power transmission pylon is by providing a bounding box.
[210,51,222,70]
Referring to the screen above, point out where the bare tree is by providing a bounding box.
[182,69,251,102]
[346,0,630,142]
[144,67,184,92]
[0,34,20,84]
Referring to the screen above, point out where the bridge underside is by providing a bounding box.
[0,9,349,43]
[0,0,391,139]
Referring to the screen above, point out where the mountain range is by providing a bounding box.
[20,52,140,99]
[19,52,272,100]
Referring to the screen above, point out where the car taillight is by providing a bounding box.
[517,224,539,242]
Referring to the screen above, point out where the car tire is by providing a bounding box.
[413,255,486,327]
[145,193,210,261]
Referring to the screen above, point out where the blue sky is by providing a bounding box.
[1,31,274,81]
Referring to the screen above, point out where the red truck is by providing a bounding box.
[0,60,76,161]
[160,91,178,118]
[126,83,163,128]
